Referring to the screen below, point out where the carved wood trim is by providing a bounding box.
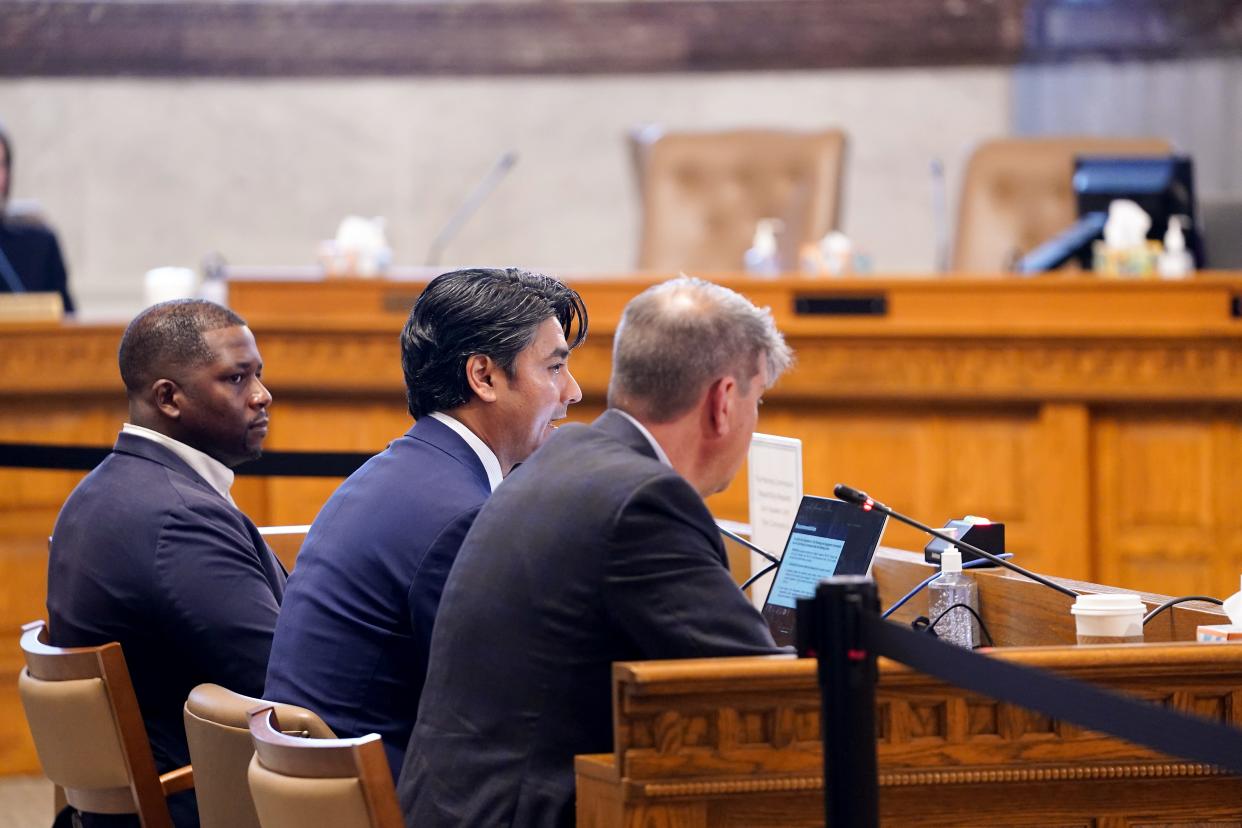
[635,762,1231,798]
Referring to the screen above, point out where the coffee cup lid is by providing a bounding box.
[1071,592,1145,616]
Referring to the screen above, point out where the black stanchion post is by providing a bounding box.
[809,575,880,828]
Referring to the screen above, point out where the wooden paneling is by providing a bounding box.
[4,273,1242,775]
[579,587,1242,826]
[3,0,1239,77]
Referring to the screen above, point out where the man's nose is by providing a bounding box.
[563,368,582,405]
[252,379,273,408]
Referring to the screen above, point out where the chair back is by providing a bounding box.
[17,620,174,828]
[184,684,335,828]
[247,707,402,828]
[634,127,847,272]
[951,135,1171,272]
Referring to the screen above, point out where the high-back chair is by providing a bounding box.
[633,127,847,272]
[17,620,193,828]
[247,706,402,828]
[951,135,1171,272]
[184,684,335,828]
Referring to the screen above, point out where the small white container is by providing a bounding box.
[143,267,197,308]
[1071,593,1145,645]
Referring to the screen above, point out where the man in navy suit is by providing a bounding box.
[47,299,284,827]
[264,268,588,778]
[400,277,792,827]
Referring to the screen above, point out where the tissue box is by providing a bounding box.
[1196,624,1242,642]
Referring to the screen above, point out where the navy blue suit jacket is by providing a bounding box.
[264,416,491,778]
[399,410,780,828]
[47,432,286,828]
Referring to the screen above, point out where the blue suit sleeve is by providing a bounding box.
[153,500,281,696]
[602,473,780,658]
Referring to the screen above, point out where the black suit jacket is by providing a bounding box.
[398,410,779,827]
[47,432,286,827]
[0,220,74,312]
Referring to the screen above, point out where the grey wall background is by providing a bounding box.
[1,68,1009,317]
[3,57,1239,318]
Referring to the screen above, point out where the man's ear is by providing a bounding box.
[152,378,182,420]
[465,354,500,403]
[705,376,735,439]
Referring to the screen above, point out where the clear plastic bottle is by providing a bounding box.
[928,544,980,648]
[743,218,782,276]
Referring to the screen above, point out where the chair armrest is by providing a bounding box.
[159,765,194,796]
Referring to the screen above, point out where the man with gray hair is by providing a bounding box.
[399,277,793,828]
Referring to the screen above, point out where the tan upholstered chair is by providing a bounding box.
[17,620,193,828]
[184,684,335,828]
[247,706,401,828]
[633,127,847,272]
[951,136,1171,272]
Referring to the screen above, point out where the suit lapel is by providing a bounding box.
[111,431,220,495]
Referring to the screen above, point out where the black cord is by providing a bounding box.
[740,562,778,592]
[1142,595,1223,625]
[915,602,995,648]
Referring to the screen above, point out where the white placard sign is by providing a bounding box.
[746,433,803,608]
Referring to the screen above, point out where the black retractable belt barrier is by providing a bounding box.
[0,442,371,478]
[799,576,1242,828]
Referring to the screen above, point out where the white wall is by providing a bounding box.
[0,68,1010,317]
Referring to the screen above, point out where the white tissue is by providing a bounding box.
[332,215,391,277]
[1102,199,1152,250]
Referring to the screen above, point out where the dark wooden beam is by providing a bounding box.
[0,0,1238,78]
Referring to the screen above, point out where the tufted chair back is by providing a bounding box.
[634,128,847,273]
[952,136,1171,273]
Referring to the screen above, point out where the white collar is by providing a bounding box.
[428,411,503,491]
[121,423,236,505]
[612,409,672,467]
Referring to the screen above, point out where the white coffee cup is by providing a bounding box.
[1071,593,1145,645]
[143,267,197,307]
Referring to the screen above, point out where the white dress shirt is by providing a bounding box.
[428,411,503,491]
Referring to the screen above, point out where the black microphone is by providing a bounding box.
[425,151,519,267]
[716,522,780,565]
[833,483,1077,598]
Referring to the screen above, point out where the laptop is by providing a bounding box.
[760,495,888,647]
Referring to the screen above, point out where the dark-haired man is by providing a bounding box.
[264,267,587,779]
[48,299,283,827]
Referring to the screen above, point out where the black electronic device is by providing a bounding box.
[760,495,888,647]
[924,518,1006,567]
[1016,154,1202,274]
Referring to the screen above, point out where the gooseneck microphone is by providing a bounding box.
[833,483,1078,598]
[425,151,519,267]
[716,522,780,565]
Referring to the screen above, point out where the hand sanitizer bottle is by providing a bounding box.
[1158,216,1194,279]
[928,544,980,648]
[743,218,782,276]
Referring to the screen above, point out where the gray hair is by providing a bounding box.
[607,277,793,422]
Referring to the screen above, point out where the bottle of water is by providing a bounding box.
[927,543,980,648]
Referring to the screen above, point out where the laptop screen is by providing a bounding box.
[761,495,888,647]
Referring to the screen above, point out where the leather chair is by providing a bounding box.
[247,706,402,828]
[184,683,335,828]
[632,127,847,272]
[17,620,193,828]
[951,136,1171,272]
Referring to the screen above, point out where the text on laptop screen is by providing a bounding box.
[767,525,846,609]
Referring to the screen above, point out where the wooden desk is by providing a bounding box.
[576,550,1242,827]
[2,272,1241,776]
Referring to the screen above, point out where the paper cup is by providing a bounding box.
[1071,593,1145,645]
[143,267,197,307]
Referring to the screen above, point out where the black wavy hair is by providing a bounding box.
[400,267,588,419]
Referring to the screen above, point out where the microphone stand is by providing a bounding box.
[833,484,1078,599]
[716,522,780,564]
